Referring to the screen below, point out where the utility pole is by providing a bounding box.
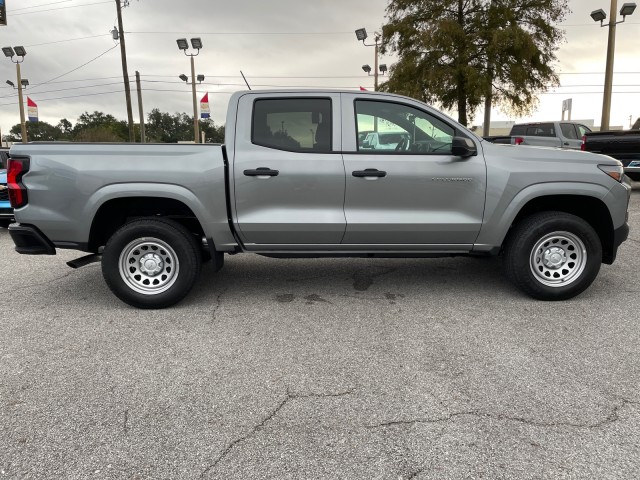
[135,71,145,143]
[115,0,135,142]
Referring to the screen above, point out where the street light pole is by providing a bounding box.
[591,1,637,130]
[355,28,382,91]
[16,62,27,143]
[177,38,202,143]
[190,55,198,143]
[602,0,618,131]
[3,46,28,143]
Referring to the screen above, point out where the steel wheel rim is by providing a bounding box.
[118,237,179,295]
[529,231,587,288]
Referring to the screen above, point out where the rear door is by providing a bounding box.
[231,93,346,248]
[559,123,583,149]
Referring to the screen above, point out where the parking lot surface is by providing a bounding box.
[1,191,639,479]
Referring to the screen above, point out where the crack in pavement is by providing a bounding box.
[210,287,229,323]
[365,400,636,430]
[0,268,84,297]
[199,387,356,478]
[123,409,129,434]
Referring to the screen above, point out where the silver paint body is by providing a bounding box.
[10,90,630,255]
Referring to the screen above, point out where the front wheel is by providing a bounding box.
[102,218,202,308]
[503,212,602,300]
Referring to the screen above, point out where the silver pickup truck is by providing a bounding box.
[6,90,631,308]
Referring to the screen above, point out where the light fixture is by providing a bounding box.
[355,28,368,42]
[2,46,14,58]
[179,74,188,82]
[197,74,205,82]
[620,2,637,17]
[13,46,26,57]
[176,38,189,50]
[6,80,14,87]
[379,64,387,74]
[362,64,371,74]
[190,38,203,50]
[590,8,607,23]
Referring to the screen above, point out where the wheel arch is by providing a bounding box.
[88,196,207,253]
[506,194,615,263]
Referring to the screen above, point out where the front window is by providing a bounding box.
[355,100,455,154]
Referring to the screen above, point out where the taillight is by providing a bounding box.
[7,157,30,208]
[581,135,586,151]
[514,137,524,145]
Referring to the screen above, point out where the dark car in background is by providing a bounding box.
[0,148,12,228]
[582,130,640,182]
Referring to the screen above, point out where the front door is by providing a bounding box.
[232,94,346,247]
[342,96,486,249]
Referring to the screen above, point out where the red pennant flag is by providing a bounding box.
[27,97,39,122]
[359,86,368,91]
[200,92,210,119]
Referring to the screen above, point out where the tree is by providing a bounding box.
[145,109,225,143]
[145,109,193,143]
[200,119,225,143]
[6,121,65,142]
[380,0,569,125]
[73,111,129,141]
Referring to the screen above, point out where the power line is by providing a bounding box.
[126,30,356,36]
[29,44,120,91]
[12,0,74,12]
[11,1,112,15]
[25,34,112,48]
[0,81,125,100]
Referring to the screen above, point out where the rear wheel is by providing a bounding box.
[102,218,201,308]
[503,212,602,300]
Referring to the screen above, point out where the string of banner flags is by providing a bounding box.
[20,93,212,124]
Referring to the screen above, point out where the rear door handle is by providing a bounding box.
[244,167,279,177]
[352,169,387,178]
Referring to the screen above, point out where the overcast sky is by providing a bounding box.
[1,0,639,137]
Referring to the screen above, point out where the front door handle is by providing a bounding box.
[244,167,279,177]
[352,169,387,178]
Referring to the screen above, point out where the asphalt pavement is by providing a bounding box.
[1,192,639,479]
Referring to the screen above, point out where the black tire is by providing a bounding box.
[102,217,202,308]
[503,211,602,300]
[0,219,11,229]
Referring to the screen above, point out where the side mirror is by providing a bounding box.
[451,136,477,157]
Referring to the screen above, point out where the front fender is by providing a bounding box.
[474,182,612,251]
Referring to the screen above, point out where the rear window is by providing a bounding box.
[526,124,555,137]
[252,98,332,153]
[0,151,8,169]
[510,125,526,136]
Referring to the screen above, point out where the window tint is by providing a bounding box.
[355,100,455,154]
[510,125,526,136]
[526,124,555,137]
[0,152,7,169]
[560,123,578,139]
[252,98,332,152]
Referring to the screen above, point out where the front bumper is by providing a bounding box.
[8,223,56,255]
[604,221,630,264]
